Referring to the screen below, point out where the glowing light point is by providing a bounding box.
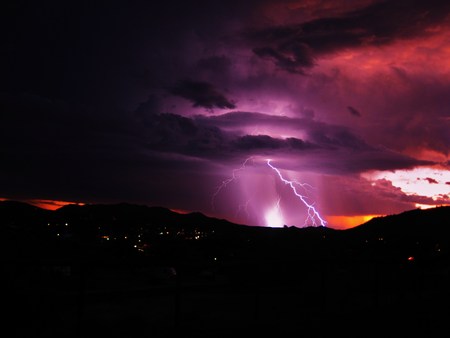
[265,197,284,227]
[266,159,327,227]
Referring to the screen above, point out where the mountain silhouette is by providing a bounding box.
[1,200,449,262]
[2,200,449,338]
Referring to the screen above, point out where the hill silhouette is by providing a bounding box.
[1,200,450,337]
[1,200,449,268]
[1,200,450,256]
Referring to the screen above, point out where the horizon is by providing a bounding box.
[4,197,449,231]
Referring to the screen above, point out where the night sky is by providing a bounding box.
[2,0,450,229]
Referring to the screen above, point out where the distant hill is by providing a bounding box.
[2,199,449,237]
[350,206,450,236]
[345,206,450,247]
[0,200,241,229]
[1,200,449,263]
[54,202,242,229]
[0,200,52,226]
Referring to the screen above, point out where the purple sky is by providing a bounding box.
[2,0,450,228]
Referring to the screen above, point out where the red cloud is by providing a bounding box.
[425,177,438,184]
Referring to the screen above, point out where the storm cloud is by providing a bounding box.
[3,0,450,228]
[169,80,236,110]
[247,0,450,73]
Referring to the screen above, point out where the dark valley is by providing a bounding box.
[1,201,450,338]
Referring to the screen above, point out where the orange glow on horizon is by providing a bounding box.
[0,198,85,210]
[169,208,191,215]
[326,214,382,230]
[30,199,85,210]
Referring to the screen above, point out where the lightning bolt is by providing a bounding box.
[267,159,327,227]
[211,156,254,211]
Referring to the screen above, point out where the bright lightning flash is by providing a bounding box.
[265,197,284,227]
[267,159,327,227]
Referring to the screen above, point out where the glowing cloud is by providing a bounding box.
[364,167,450,206]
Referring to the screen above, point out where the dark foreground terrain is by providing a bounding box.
[1,201,449,337]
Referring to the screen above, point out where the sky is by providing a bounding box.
[2,0,450,229]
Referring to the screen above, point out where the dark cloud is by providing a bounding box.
[425,177,439,184]
[253,42,315,74]
[140,111,432,174]
[233,135,284,150]
[342,149,432,173]
[134,95,160,120]
[195,111,372,150]
[196,56,233,74]
[308,128,371,150]
[195,111,289,127]
[142,113,229,157]
[233,135,315,152]
[347,106,362,117]
[141,113,317,158]
[247,0,450,73]
[169,80,236,111]
[283,147,433,175]
[1,90,429,207]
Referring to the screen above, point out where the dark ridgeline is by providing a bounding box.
[1,200,449,338]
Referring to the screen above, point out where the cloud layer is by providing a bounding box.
[2,0,450,228]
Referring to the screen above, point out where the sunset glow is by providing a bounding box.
[26,199,84,210]
[326,215,382,230]
[363,167,450,206]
